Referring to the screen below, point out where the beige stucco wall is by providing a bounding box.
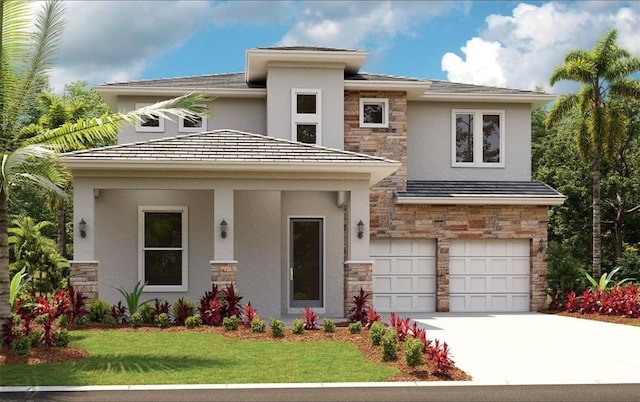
[116,96,267,143]
[266,66,344,149]
[407,101,532,181]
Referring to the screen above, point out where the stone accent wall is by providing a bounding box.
[69,261,99,306]
[211,261,238,294]
[343,261,373,317]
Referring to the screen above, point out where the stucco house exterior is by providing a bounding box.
[63,47,564,319]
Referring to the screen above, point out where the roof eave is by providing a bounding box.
[396,195,566,206]
[344,80,432,99]
[418,93,557,109]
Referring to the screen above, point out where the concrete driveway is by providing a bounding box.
[414,312,640,384]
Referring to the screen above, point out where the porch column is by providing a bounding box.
[211,186,237,292]
[344,184,373,316]
[69,179,99,304]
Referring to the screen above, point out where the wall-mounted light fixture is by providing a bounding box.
[538,238,546,252]
[357,220,365,239]
[220,219,228,239]
[79,218,87,238]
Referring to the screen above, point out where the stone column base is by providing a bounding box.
[69,260,99,306]
[210,260,238,294]
[344,261,373,317]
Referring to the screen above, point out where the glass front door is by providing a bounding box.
[289,218,323,308]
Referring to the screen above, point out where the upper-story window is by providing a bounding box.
[452,110,505,168]
[135,103,165,132]
[291,89,321,144]
[359,98,389,128]
[179,105,207,133]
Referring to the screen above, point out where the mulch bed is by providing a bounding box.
[0,324,470,382]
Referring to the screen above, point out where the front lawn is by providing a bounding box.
[0,329,398,386]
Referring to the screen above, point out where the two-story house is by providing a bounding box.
[63,47,564,319]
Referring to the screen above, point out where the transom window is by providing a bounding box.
[452,110,505,167]
[138,206,188,292]
[291,89,321,144]
[359,98,389,128]
[135,103,165,133]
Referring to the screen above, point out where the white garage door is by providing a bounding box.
[449,239,530,312]
[370,239,436,313]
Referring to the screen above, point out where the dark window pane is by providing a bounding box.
[296,124,317,144]
[145,212,182,247]
[297,94,316,114]
[141,114,160,127]
[183,116,202,128]
[456,113,474,163]
[483,114,500,163]
[363,103,384,124]
[145,250,182,285]
[292,220,321,301]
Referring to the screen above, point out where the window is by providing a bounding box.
[359,98,389,128]
[135,103,165,132]
[452,110,505,167]
[179,105,207,132]
[138,206,188,292]
[291,89,321,144]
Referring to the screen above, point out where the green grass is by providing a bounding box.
[0,330,397,386]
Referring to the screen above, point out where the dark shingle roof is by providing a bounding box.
[398,180,564,198]
[99,73,263,89]
[345,72,427,83]
[63,129,397,164]
[255,46,360,52]
[427,80,545,96]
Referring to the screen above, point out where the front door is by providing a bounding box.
[289,218,323,308]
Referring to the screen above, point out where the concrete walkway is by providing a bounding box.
[414,312,640,384]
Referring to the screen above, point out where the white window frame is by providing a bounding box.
[359,98,389,128]
[135,103,165,133]
[291,88,322,144]
[179,105,207,133]
[451,109,505,168]
[138,206,188,292]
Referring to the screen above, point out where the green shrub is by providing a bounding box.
[28,329,43,348]
[223,315,239,331]
[250,318,266,333]
[74,315,88,329]
[139,302,156,324]
[270,318,285,338]
[155,313,170,329]
[546,241,587,304]
[291,318,305,335]
[185,315,202,329]
[102,314,117,329]
[53,329,70,347]
[35,314,48,325]
[404,338,423,367]
[88,298,111,323]
[370,321,386,346]
[55,314,68,328]
[348,321,362,334]
[11,336,30,356]
[616,250,640,283]
[381,329,398,361]
[130,313,143,328]
[322,318,336,333]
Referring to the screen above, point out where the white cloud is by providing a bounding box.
[441,1,640,91]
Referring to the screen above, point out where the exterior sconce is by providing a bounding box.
[538,239,545,252]
[357,220,365,239]
[220,219,228,239]
[79,218,87,238]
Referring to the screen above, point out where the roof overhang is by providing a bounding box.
[245,48,367,83]
[418,92,557,109]
[344,79,432,100]
[63,159,401,187]
[396,194,566,206]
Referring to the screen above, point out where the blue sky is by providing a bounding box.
[45,1,640,93]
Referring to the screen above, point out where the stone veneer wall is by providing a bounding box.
[344,90,549,312]
[211,261,238,296]
[69,261,99,306]
[343,261,373,316]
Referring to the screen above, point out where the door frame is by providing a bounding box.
[287,216,326,314]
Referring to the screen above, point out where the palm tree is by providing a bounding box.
[546,29,640,279]
[0,0,209,340]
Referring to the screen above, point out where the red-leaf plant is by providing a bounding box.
[15,299,34,336]
[223,285,243,318]
[203,299,223,326]
[198,286,221,325]
[429,339,453,377]
[110,301,127,324]
[154,298,170,316]
[349,287,370,324]
[303,307,319,330]
[172,298,193,326]
[364,306,381,329]
[66,286,87,324]
[389,314,411,342]
[564,291,578,313]
[413,327,432,353]
[33,290,69,348]
[242,302,258,329]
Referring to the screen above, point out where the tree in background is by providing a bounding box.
[545,29,640,279]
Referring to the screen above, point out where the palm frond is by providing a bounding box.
[545,94,578,129]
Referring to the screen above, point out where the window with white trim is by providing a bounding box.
[452,110,505,167]
[359,98,389,128]
[135,103,165,132]
[179,105,207,132]
[291,89,321,144]
[138,206,188,292]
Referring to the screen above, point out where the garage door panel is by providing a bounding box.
[450,294,530,312]
[373,294,436,313]
[373,275,435,293]
[373,277,393,292]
